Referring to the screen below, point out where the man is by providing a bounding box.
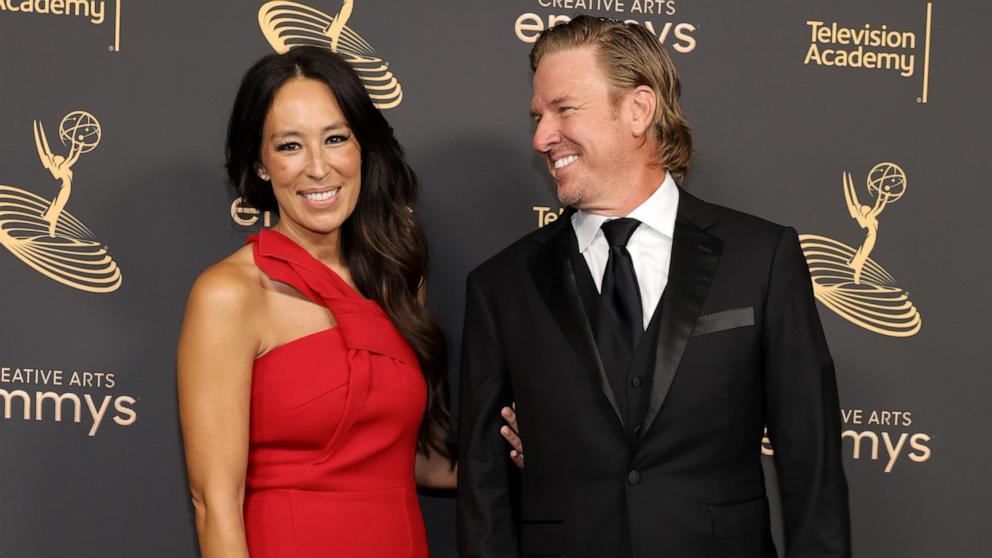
[457,15,850,558]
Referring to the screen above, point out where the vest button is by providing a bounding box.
[631,376,643,388]
[627,470,641,485]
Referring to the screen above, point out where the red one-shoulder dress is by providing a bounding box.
[243,229,429,557]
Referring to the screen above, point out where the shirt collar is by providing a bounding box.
[571,171,680,253]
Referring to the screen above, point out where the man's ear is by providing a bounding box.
[628,85,657,138]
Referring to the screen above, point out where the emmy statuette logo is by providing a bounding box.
[0,111,122,293]
[258,0,403,109]
[800,162,920,337]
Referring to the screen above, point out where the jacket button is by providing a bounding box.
[633,424,642,438]
[627,470,641,485]
[631,376,642,388]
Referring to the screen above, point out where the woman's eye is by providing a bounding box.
[326,134,349,144]
[275,142,300,151]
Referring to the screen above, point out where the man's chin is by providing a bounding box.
[556,186,583,208]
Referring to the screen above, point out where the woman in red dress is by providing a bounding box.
[177,47,515,557]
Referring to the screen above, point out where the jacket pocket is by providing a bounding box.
[520,520,565,556]
[692,306,755,337]
[708,496,769,539]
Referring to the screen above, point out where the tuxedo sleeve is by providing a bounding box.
[762,227,852,558]
[457,270,518,557]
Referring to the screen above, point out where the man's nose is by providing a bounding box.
[532,117,561,153]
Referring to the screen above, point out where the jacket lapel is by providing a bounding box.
[642,191,722,434]
[527,218,623,425]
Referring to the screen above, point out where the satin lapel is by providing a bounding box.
[642,198,722,434]
[527,222,623,424]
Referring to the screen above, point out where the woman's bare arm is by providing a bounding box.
[177,264,258,558]
[415,450,458,489]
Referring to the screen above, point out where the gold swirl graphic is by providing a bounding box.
[0,185,122,293]
[258,1,403,109]
[800,234,920,337]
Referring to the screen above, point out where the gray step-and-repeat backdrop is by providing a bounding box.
[1,1,989,556]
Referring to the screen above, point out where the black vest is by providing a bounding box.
[568,228,664,439]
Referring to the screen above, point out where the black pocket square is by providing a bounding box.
[692,306,755,336]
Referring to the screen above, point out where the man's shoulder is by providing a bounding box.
[682,189,790,244]
[469,218,564,282]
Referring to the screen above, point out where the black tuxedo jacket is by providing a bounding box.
[457,189,850,558]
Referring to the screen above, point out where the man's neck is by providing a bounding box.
[585,165,669,217]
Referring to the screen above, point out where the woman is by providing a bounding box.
[178,47,520,557]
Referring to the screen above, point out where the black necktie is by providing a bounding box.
[601,218,644,351]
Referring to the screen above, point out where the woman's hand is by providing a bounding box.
[418,403,526,489]
[500,405,524,469]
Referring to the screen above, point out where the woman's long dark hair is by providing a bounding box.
[226,46,455,462]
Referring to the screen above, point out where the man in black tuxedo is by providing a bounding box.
[457,15,850,558]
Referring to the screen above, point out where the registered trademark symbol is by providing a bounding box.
[108,45,113,51]
[916,97,922,103]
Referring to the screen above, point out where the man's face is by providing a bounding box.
[530,46,632,212]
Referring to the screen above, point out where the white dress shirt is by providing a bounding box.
[571,172,679,329]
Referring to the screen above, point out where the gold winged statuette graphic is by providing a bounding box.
[843,170,889,285]
[34,118,84,237]
[326,0,353,52]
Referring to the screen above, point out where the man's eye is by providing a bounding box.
[558,106,574,114]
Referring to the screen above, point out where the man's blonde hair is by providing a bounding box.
[530,15,692,182]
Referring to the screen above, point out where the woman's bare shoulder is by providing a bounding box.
[187,244,261,317]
